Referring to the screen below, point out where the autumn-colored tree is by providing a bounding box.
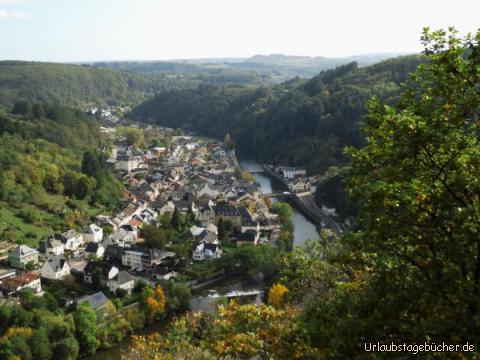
[123,302,317,359]
[142,285,167,321]
[106,300,117,318]
[267,283,289,309]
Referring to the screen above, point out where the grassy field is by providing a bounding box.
[0,196,104,248]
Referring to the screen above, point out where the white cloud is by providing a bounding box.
[0,8,30,19]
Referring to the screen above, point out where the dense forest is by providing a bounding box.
[0,60,294,109]
[0,102,123,246]
[0,61,162,107]
[131,55,425,175]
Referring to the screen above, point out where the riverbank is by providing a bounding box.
[239,158,320,247]
[261,163,345,235]
[87,274,266,360]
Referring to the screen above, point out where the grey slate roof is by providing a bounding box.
[9,245,38,258]
[45,254,67,271]
[77,291,109,309]
[85,242,99,253]
[112,270,135,285]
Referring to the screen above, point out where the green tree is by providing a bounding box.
[344,28,480,349]
[73,303,100,356]
[141,224,166,249]
[31,328,52,360]
[11,100,32,116]
[81,150,102,177]
[75,175,96,200]
[170,208,183,232]
[125,128,144,147]
[163,282,191,313]
[52,336,79,360]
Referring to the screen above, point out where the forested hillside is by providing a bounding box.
[0,103,123,246]
[132,55,425,174]
[0,61,160,107]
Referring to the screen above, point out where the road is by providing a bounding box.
[297,194,346,234]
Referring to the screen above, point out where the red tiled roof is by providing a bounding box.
[129,218,143,227]
[2,272,38,288]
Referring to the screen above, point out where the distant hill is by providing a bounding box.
[90,53,411,81]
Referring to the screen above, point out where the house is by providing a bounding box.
[192,242,222,261]
[9,245,39,269]
[76,291,110,320]
[68,257,89,276]
[232,191,256,207]
[41,255,71,280]
[152,147,167,157]
[53,230,84,251]
[152,265,174,280]
[46,237,64,255]
[104,245,125,265]
[215,149,226,157]
[174,199,198,215]
[223,189,238,200]
[83,262,119,285]
[184,225,207,241]
[0,272,41,295]
[206,223,218,235]
[277,166,306,180]
[115,154,142,172]
[122,247,176,273]
[196,184,220,199]
[288,179,311,193]
[88,224,104,243]
[239,207,257,228]
[108,270,135,295]
[232,230,260,246]
[200,230,218,244]
[136,207,158,225]
[85,242,105,259]
[155,200,175,217]
[122,189,139,203]
[104,228,136,248]
[198,206,216,227]
[214,205,242,228]
[0,268,16,282]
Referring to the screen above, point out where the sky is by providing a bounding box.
[0,0,479,62]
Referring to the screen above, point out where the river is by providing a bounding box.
[239,159,320,247]
[88,159,319,359]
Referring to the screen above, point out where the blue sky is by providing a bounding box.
[0,0,479,62]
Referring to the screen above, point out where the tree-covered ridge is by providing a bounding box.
[0,60,282,109]
[0,61,159,107]
[0,103,123,246]
[132,55,425,174]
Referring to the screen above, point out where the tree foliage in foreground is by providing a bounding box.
[123,301,316,360]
